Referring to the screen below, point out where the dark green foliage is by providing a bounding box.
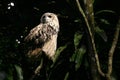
[70,32,86,71]
[0,0,120,80]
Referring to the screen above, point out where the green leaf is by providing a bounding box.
[64,72,69,80]
[74,19,81,22]
[100,19,110,25]
[52,44,68,62]
[95,10,116,15]
[95,26,108,42]
[70,52,76,62]
[14,65,23,80]
[74,32,83,49]
[70,46,86,71]
[75,46,86,71]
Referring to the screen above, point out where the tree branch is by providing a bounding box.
[106,18,120,79]
[75,0,105,77]
[75,0,120,79]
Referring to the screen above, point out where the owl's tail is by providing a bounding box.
[27,47,42,58]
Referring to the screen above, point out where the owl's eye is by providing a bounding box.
[42,16,45,19]
[48,15,52,18]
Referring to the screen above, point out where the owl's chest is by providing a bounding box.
[42,24,55,34]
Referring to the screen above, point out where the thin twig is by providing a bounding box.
[106,18,120,78]
[75,0,105,77]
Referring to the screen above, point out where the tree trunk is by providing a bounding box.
[83,0,100,79]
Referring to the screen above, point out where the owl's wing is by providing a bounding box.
[24,24,44,44]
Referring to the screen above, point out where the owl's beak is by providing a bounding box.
[43,18,51,23]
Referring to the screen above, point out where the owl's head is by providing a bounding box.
[40,12,59,31]
[41,12,58,23]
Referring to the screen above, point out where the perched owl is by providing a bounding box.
[24,12,59,59]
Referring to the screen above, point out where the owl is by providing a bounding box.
[24,12,59,59]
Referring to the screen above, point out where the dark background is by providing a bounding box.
[0,0,120,80]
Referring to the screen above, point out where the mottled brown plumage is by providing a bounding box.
[24,12,59,59]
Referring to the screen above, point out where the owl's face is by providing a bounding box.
[41,12,58,24]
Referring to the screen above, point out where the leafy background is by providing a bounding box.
[0,0,120,80]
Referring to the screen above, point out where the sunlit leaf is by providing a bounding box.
[64,72,69,80]
[14,65,23,80]
[95,26,108,42]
